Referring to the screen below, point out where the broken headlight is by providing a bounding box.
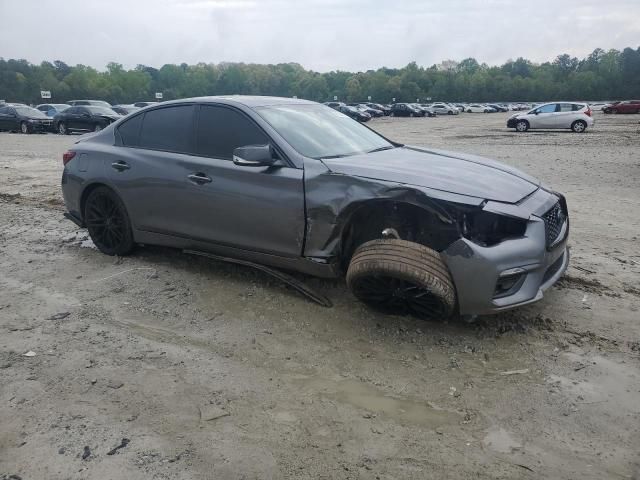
[460,210,527,247]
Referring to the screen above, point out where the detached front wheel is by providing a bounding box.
[346,239,456,320]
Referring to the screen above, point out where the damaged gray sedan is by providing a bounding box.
[61,96,569,318]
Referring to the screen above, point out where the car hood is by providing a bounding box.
[320,146,540,203]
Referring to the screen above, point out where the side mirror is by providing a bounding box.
[233,144,276,167]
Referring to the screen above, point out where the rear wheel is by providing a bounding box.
[571,120,587,133]
[515,120,529,132]
[346,239,456,320]
[84,187,135,256]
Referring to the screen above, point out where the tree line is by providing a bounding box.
[1,47,639,105]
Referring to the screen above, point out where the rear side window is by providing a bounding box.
[571,104,585,111]
[559,103,575,112]
[118,113,144,147]
[138,105,195,153]
[196,105,268,160]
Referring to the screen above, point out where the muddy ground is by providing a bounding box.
[1,112,639,479]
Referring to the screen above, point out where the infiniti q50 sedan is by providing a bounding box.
[61,96,569,318]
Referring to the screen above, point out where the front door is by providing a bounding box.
[528,103,558,128]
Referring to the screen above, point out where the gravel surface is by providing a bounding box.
[1,112,639,479]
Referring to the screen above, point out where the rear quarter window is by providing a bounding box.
[117,113,144,147]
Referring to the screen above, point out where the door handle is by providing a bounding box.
[111,161,130,171]
[188,173,212,184]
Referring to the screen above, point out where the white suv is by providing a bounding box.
[507,102,594,133]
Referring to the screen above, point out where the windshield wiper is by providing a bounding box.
[320,154,350,159]
[367,145,397,154]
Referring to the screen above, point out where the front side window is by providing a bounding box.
[256,104,392,159]
[196,105,268,160]
[536,104,558,114]
[138,105,195,153]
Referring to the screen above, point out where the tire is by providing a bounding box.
[58,122,69,135]
[515,120,529,132]
[20,122,30,134]
[409,112,414,117]
[346,239,456,319]
[447,110,453,115]
[571,120,587,133]
[611,109,618,114]
[94,123,103,132]
[467,109,472,113]
[84,186,135,256]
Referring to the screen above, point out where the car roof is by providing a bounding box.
[163,95,317,108]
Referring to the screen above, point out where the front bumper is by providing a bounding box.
[442,192,569,315]
[506,118,518,128]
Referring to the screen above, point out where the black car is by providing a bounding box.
[0,105,53,133]
[338,105,371,122]
[111,105,141,116]
[132,101,159,108]
[67,100,112,108]
[488,104,509,112]
[36,103,71,117]
[391,103,424,117]
[349,103,383,117]
[54,106,122,134]
[323,101,345,110]
[365,103,391,116]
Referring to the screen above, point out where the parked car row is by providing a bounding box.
[0,99,158,134]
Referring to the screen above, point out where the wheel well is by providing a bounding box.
[338,200,460,270]
[79,183,111,220]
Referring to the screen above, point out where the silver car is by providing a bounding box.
[429,103,459,115]
[61,96,569,318]
[508,102,595,132]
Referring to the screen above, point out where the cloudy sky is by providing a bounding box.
[1,0,638,71]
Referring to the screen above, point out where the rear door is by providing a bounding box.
[552,103,578,128]
[109,104,197,236]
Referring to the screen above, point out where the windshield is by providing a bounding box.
[86,106,119,115]
[15,106,47,117]
[256,104,392,159]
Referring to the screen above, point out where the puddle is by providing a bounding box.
[483,427,522,453]
[297,377,460,427]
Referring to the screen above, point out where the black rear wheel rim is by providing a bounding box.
[351,274,447,319]
[86,193,126,250]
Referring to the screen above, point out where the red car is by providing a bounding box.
[602,100,640,114]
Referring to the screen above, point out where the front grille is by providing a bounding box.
[542,202,566,248]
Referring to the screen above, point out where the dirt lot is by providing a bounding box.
[1,112,639,479]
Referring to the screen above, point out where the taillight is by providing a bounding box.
[62,151,76,166]
[585,108,592,117]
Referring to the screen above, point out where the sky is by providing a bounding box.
[1,0,639,72]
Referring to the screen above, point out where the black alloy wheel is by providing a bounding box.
[84,187,134,256]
